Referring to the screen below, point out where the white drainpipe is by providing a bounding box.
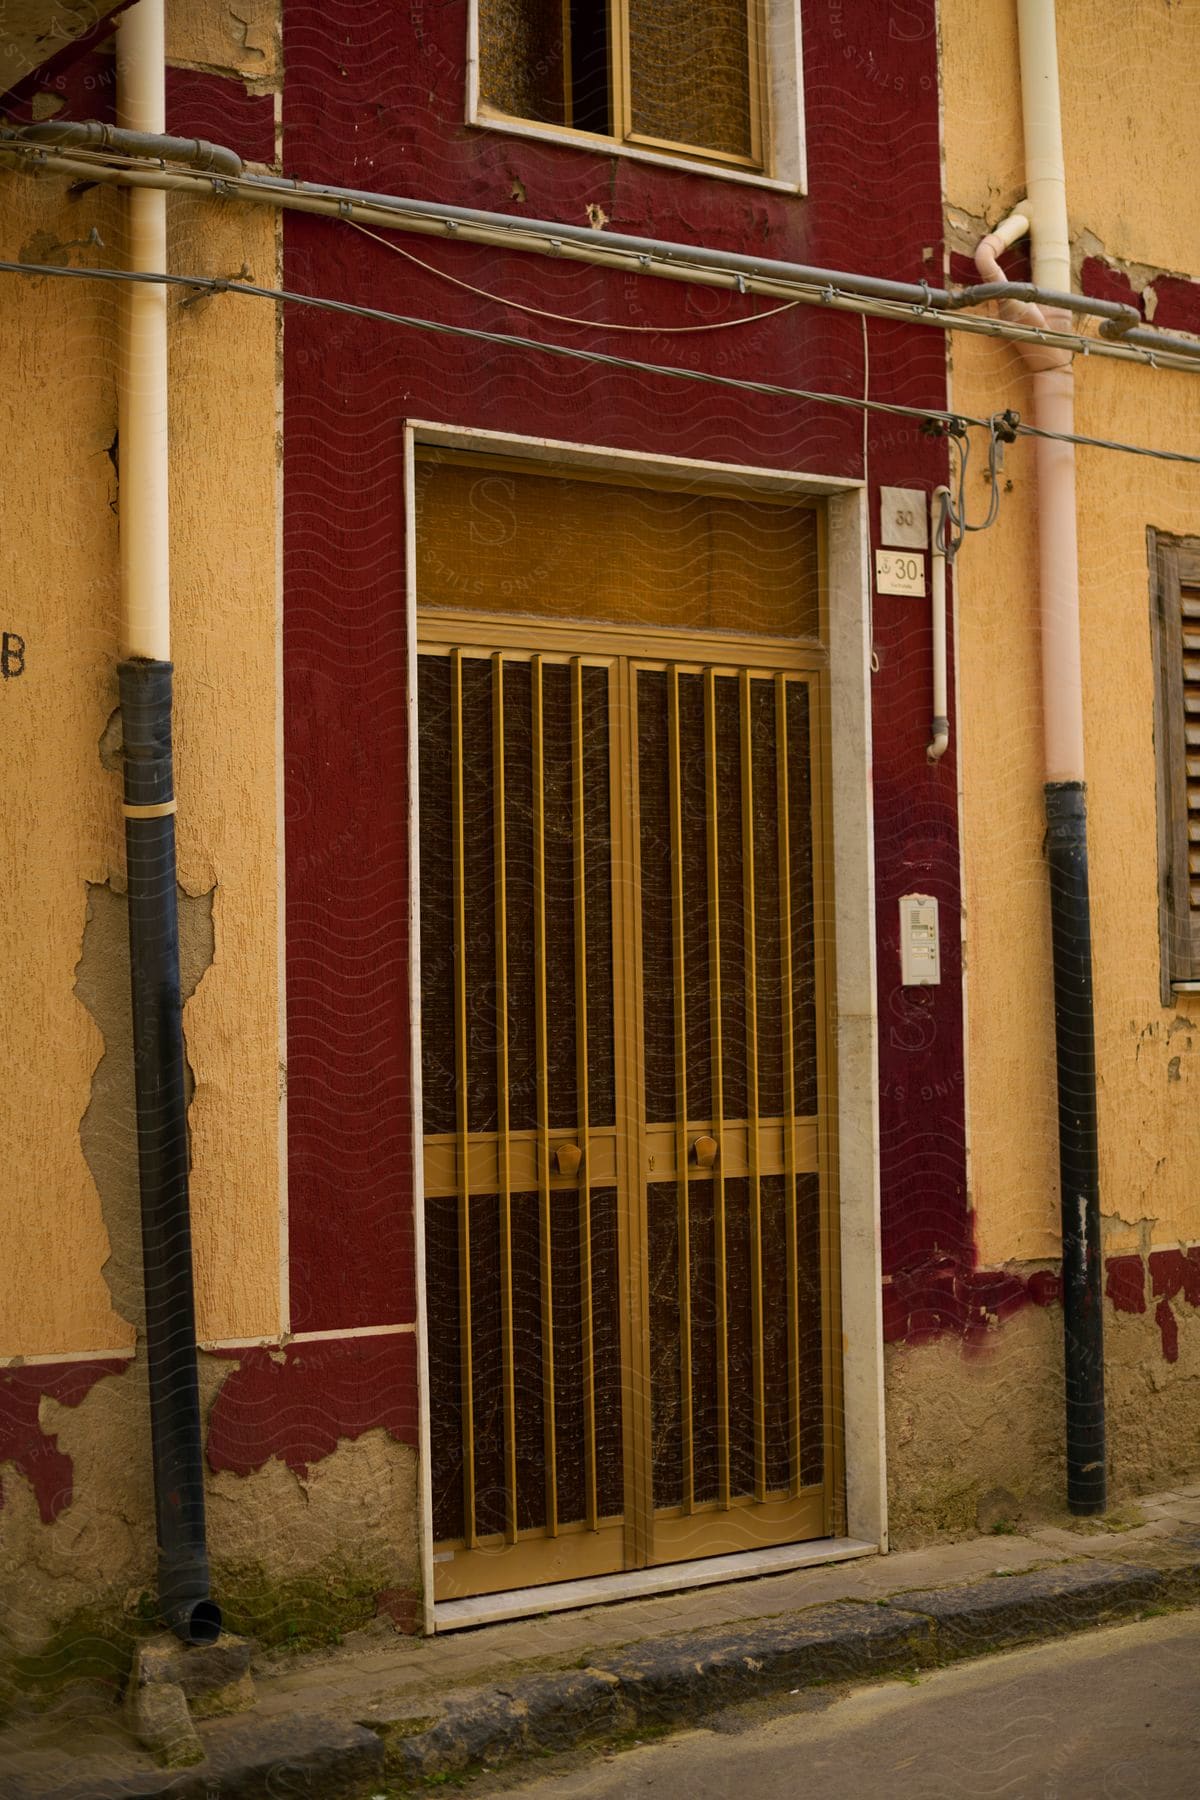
[116,0,170,662]
[927,486,951,764]
[1016,0,1085,786]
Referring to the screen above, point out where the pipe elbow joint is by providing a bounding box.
[1098,307,1142,340]
[926,721,950,764]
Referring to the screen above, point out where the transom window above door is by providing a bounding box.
[470,1,806,189]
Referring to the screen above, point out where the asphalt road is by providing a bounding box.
[500,1609,1200,1800]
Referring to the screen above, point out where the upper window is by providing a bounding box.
[1149,531,1200,995]
[471,1,804,187]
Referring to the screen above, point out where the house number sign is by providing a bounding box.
[874,549,926,597]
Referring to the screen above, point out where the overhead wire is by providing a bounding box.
[861,314,881,673]
[1016,419,1200,466]
[0,254,993,432]
[346,218,806,335]
[4,255,1200,470]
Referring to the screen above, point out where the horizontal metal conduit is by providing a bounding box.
[5,133,1200,375]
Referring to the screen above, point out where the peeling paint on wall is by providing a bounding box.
[0,1361,128,1522]
[1149,1248,1200,1362]
[206,1332,418,1479]
[74,881,215,1331]
[1149,1247,1200,1308]
[885,1248,1200,1351]
[1105,1255,1146,1315]
[0,1348,419,1659]
[883,1259,1060,1347]
[1154,1296,1180,1365]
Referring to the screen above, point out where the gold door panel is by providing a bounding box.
[418,626,836,1601]
[636,666,832,1561]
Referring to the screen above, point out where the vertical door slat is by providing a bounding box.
[531,655,559,1537]
[492,653,519,1542]
[775,673,802,1495]
[667,668,694,1513]
[703,668,731,1511]
[451,648,477,1546]
[571,657,599,1531]
[740,671,766,1502]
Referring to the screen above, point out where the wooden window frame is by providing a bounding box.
[1149,529,1200,1000]
[466,0,807,194]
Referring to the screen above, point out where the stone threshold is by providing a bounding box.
[434,1536,878,1631]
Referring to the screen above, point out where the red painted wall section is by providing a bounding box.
[1147,276,1200,338]
[1080,256,1145,318]
[206,1334,418,1478]
[883,1261,1060,1348]
[884,1249,1200,1353]
[281,2,965,1336]
[0,1361,129,1522]
[0,46,274,162]
[1149,1248,1200,1363]
[1105,1254,1147,1315]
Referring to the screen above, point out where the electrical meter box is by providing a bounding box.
[899,893,941,986]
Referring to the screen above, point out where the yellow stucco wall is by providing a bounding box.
[943,0,1200,1266]
[167,0,280,87]
[944,0,1200,278]
[0,33,282,1354]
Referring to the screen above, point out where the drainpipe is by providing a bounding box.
[116,0,221,1638]
[927,487,951,764]
[977,1,1105,1514]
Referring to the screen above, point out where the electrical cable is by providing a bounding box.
[1016,419,1200,466]
[346,218,806,335]
[945,423,1004,554]
[0,255,994,432]
[861,314,880,673]
[4,255,1200,470]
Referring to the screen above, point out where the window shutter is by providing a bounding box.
[1183,583,1200,965]
[1151,532,1200,995]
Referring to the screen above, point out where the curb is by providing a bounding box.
[2,1711,384,1800]
[7,1541,1199,1799]
[384,1600,933,1784]
[382,1545,1200,1788]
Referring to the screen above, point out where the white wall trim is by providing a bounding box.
[464,0,806,195]
[825,485,887,1551]
[409,423,857,499]
[404,421,884,1628]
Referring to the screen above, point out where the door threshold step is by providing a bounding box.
[434,1536,877,1631]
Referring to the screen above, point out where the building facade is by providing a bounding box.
[1,0,1197,1688]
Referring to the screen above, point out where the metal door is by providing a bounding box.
[418,620,836,1602]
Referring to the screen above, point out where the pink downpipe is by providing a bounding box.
[974,230,1082,784]
[1029,353,1085,785]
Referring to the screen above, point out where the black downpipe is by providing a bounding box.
[1044,781,1106,1515]
[120,659,222,1643]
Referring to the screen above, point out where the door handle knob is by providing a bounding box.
[555,1142,583,1178]
[691,1134,718,1170]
